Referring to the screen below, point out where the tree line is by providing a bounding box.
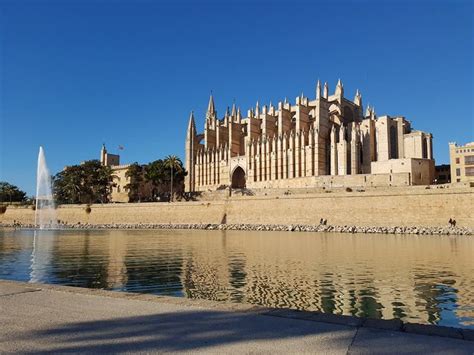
[1,155,186,205]
[53,160,114,204]
[54,155,186,204]
[0,182,27,203]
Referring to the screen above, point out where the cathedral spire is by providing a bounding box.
[316,79,321,99]
[231,102,237,118]
[354,89,362,106]
[187,111,196,135]
[224,107,229,125]
[371,107,376,120]
[323,82,329,99]
[365,104,371,118]
[185,111,197,192]
[335,79,344,97]
[207,94,216,117]
[255,101,260,116]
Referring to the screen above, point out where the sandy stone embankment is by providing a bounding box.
[1,186,473,231]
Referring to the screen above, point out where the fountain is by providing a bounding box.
[35,146,57,229]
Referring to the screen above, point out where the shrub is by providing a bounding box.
[85,206,92,214]
[345,187,353,192]
[0,205,7,214]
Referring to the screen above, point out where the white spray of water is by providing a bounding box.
[35,146,57,229]
[29,230,54,283]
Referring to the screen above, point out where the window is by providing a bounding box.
[466,167,474,176]
[422,138,427,159]
[456,168,461,176]
[390,126,398,158]
[465,155,474,165]
[455,157,460,164]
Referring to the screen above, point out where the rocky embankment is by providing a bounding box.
[2,222,472,235]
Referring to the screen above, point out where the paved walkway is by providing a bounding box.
[0,280,473,354]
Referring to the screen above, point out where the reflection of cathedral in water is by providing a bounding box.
[176,231,474,326]
[106,234,128,290]
[13,229,473,327]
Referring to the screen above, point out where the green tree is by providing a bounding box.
[53,160,114,204]
[124,163,144,202]
[53,165,83,204]
[82,160,115,204]
[164,155,185,202]
[0,182,27,203]
[144,159,165,201]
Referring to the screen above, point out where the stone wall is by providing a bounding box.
[1,187,473,228]
[248,172,412,189]
[371,158,434,185]
[225,189,473,227]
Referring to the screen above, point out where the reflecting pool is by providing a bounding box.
[0,228,473,329]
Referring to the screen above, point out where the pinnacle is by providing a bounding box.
[207,94,216,114]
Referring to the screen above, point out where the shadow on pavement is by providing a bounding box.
[12,309,354,353]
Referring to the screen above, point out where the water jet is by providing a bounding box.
[35,146,57,229]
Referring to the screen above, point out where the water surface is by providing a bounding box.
[0,228,473,329]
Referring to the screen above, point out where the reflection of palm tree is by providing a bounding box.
[164,155,183,202]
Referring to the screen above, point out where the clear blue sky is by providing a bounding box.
[1,0,473,195]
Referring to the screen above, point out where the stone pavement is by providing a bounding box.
[0,280,473,354]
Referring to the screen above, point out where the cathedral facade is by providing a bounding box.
[185,80,434,192]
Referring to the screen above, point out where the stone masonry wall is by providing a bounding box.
[1,187,473,228]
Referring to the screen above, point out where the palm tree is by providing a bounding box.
[164,155,183,202]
